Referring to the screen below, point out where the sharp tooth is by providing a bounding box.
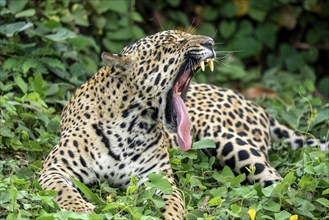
[208,59,214,72]
[200,61,205,71]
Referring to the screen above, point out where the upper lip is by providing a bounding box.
[173,54,216,101]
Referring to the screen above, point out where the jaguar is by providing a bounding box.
[39,30,216,219]
[39,30,328,219]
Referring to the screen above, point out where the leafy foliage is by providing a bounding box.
[0,0,328,219]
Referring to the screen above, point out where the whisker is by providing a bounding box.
[187,23,198,34]
[215,50,244,54]
[211,29,218,38]
[188,59,195,70]
[183,59,191,73]
[214,58,231,68]
[188,18,196,34]
[216,53,230,59]
[214,54,233,65]
[215,54,231,60]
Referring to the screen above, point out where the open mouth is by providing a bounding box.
[166,57,215,152]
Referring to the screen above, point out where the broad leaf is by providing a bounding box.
[145,173,173,194]
[71,178,106,205]
[192,139,216,150]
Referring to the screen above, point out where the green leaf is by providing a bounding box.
[280,111,298,129]
[131,11,144,22]
[44,27,77,41]
[14,75,28,93]
[145,173,173,194]
[221,166,235,178]
[40,57,66,71]
[313,162,329,175]
[69,36,99,52]
[220,2,236,18]
[0,21,33,37]
[285,53,305,72]
[197,23,217,37]
[207,196,223,206]
[280,44,295,57]
[306,28,321,45]
[263,200,281,212]
[0,126,14,138]
[185,210,205,219]
[3,58,20,70]
[32,74,43,96]
[132,26,145,39]
[190,176,206,190]
[274,211,291,219]
[248,0,270,21]
[316,198,329,208]
[106,27,132,40]
[322,188,329,195]
[228,204,242,217]
[177,150,198,160]
[219,63,247,80]
[209,187,227,197]
[62,4,89,27]
[15,9,35,18]
[298,200,315,215]
[219,20,236,39]
[318,76,329,97]
[108,1,129,13]
[312,108,329,127]
[236,20,253,37]
[302,47,319,63]
[282,171,296,185]
[232,36,262,59]
[167,0,181,7]
[203,6,220,21]
[45,84,59,97]
[8,0,27,14]
[298,174,314,189]
[89,0,112,14]
[230,174,246,187]
[69,62,86,77]
[47,117,60,133]
[151,195,165,208]
[71,178,105,205]
[255,23,277,48]
[22,58,39,74]
[192,139,216,150]
[167,10,190,26]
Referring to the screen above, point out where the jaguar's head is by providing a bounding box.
[102,30,216,152]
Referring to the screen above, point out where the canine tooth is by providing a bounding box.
[200,61,205,71]
[208,59,214,72]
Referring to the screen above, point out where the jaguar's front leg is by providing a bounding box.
[138,148,185,220]
[160,176,185,220]
[39,167,95,213]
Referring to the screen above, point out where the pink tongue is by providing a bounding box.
[172,93,192,151]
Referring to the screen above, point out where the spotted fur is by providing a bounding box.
[39,30,215,219]
[168,83,328,187]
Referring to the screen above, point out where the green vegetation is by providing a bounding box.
[0,0,328,219]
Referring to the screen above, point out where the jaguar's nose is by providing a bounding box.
[200,38,215,49]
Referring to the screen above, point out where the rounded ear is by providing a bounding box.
[101,52,132,69]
